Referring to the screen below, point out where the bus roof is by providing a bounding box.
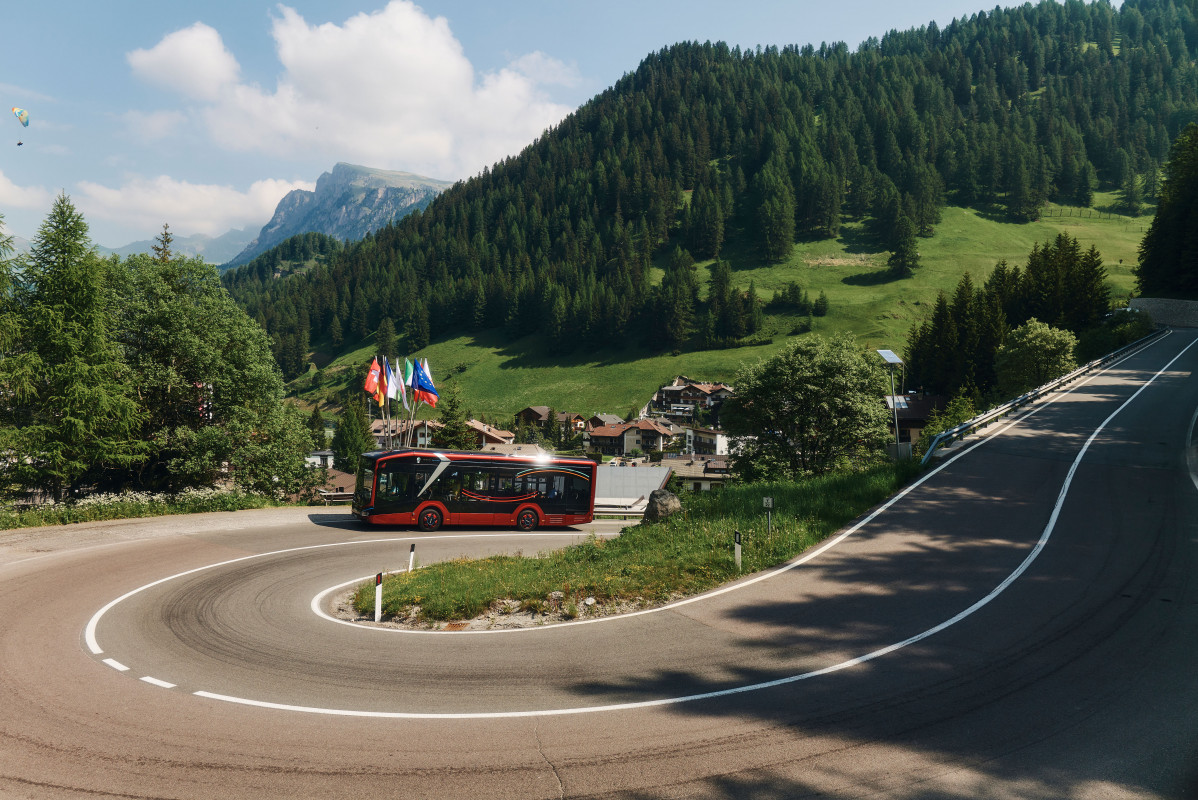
[358,448,596,467]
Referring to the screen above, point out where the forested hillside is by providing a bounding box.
[222,0,1198,382]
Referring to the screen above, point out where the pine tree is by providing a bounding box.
[152,223,173,263]
[307,405,327,449]
[436,383,475,450]
[0,194,146,500]
[813,291,830,317]
[887,213,920,277]
[1118,171,1142,217]
[375,317,398,363]
[331,399,375,472]
[1137,124,1198,295]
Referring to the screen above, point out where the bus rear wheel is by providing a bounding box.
[418,507,443,532]
[516,509,539,532]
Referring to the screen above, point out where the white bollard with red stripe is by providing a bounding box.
[374,572,383,622]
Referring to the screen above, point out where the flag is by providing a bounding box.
[385,357,399,400]
[374,356,388,407]
[412,358,439,407]
[364,357,381,394]
[399,358,413,411]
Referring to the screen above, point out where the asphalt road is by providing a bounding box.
[2,329,1198,798]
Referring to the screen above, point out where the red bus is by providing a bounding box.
[351,448,596,531]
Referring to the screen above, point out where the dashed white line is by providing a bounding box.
[140,676,176,689]
[102,658,129,671]
[85,329,1195,718]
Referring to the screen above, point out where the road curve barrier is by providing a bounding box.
[919,326,1170,466]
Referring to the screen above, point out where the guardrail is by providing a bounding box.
[594,496,646,519]
[920,327,1169,466]
[318,490,354,505]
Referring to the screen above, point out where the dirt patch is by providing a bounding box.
[805,254,878,267]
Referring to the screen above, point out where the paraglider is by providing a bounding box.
[12,107,28,146]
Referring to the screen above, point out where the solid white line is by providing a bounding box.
[309,331,1178,636]
[94,329,1195,719]
[102,658,129,671]
[140,676,176,689]
[84,532,600,654]
[191,330,1193,718]
[1187,402,1198,495]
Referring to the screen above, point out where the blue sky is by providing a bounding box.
[2,0,1038,248]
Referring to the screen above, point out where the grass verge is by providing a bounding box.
[0,487,280,530]
[355,460,924,623]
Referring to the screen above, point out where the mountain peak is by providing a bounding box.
[223,164,451,269]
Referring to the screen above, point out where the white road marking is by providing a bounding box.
[140,676,176,689]
[189,332,1198,718]
[103,658,129,671]
[1186,402,1198,495]
[87,330,1195,717]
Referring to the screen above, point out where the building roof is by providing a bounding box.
[666,458,733,481]
[477,443,548,456]
[515,406,551,421]
[883,393,948,423]
[465,419,514,441]
[588,424,628,439]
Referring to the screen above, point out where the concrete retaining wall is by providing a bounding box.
[1129,298,1198,328]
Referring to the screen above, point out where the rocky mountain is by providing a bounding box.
[223,163,452,268]
[100,227,255,265]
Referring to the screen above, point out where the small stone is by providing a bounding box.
[584,596,596,606]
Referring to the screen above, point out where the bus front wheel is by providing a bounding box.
[516,509,539,532]
[418,507,443,532]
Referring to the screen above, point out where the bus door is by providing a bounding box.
[374,460,417,517]
[456,466,498,526]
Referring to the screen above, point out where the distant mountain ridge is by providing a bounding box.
[223,163,453,268]
[99,228,255,265]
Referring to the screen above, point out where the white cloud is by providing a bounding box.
[74,175,314,237]
[506,52,581,88]
[128,2,576,179]
[122,109,187,142]
[0,171,54,211]
[126,22,240,102]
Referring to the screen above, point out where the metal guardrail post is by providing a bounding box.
[919,327,1168,466]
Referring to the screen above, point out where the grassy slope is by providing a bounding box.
[299,193,1149,420]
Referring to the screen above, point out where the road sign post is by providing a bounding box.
[374,572,383,623]
[763,496,773,537]
[734,530,742,572]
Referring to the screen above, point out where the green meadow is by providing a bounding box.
[299,195,1149,419]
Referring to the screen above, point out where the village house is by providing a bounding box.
[584,418,678,456]
[465,419,515,448]
[586,413,625,431]
[513,406,551,429]
[647,376,735,424]
[682,425,729,456]
[660,454,733,491]
[375,418,444,449]
[882,393,948,447]
[556,412,586,435]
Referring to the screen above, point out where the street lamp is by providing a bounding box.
[877,349,903,449]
